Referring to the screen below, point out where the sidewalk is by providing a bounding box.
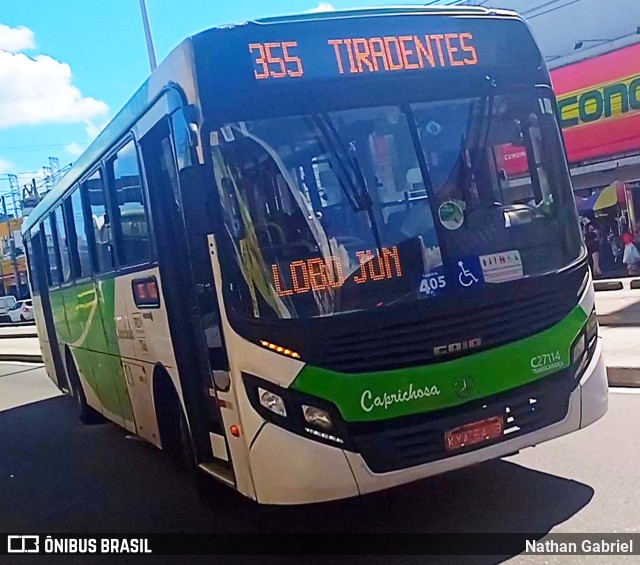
[0,324,38,339]
[0,362,59,411]
[0,336,43,363]
[595,283,640,387]
[0,299,634,385]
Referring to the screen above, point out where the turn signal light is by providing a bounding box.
[259,340,301,359]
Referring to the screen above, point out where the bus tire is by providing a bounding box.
[65,350,104,425]
[154,369,237,506]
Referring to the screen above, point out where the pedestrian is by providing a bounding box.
[584,224,601,277]
[608,231,622,266]
[622,232,640,275]
[633,225,640,249]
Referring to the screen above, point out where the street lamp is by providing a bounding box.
[139,0,157,71]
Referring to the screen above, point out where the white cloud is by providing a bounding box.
[0,157,13,174]
[0,24,108,129]
[64,142,85,158]
[307,2,336,13]
[84,117,109,141]
[64,116,110,159]
[0,24,34,53]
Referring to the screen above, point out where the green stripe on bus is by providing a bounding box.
[50,278,133,422]
[291,306,587,422]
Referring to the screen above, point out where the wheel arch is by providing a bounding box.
[152,362,185,451]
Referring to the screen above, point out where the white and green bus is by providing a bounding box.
[23,6,607,505]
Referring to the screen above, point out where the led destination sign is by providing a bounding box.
[199,16,542,111]
[272,246,403,297]
[249,32,478,80]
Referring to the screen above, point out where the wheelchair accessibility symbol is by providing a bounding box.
[458,261,479,287]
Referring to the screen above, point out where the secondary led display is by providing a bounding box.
[272,246,403,297]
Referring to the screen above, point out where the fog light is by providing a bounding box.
[259,388,286,417]
[302,405,332,430]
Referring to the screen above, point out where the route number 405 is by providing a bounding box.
[249,42,304,80]
[420,274,447,294]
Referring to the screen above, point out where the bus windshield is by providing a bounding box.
[210,91,583,320]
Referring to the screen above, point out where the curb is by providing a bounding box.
[0,354,43,364]
[607,367,640,388]
[597,315,638,326]
[0,333,38,339]
[594,278,640,291]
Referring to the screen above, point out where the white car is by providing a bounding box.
[8,300,34,323]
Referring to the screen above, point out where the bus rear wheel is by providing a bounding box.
[66,351,104,425]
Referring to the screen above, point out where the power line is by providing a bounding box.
[0,143,86,153]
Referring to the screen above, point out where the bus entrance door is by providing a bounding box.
[140,114,231,476]
[29,226,69,391]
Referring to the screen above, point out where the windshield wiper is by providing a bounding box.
[313,115,363,211]
[346,141,384,254]
[314,113,383,254]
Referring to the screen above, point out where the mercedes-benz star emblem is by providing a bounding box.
[454,376,475,398]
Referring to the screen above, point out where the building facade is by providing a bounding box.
[464,0,640,273]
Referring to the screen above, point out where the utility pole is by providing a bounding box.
[0,197,7,297]
[7,174,20,218]
[139,0,157,71]
[22,179,39,217]
[8,222,20,298]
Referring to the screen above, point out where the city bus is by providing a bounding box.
[22,6,608,505]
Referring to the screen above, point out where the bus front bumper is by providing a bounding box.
[248,338,607,505]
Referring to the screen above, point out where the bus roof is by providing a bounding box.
[23,5,522,235]
[248,5,515,25]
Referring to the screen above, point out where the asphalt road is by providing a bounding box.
[0,364,638,564]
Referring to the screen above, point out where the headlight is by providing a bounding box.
[244,373,350,448]
[258,387,287,417]
[302,405,333,430]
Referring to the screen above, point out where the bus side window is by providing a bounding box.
[54,204,72,283]
[82,168,115,273]
[66,186,92,279]
[107,140,151,267]
[42,214,60,287]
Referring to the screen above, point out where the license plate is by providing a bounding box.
[445,416,504,452]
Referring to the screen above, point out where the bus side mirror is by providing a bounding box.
[172,106,200,171]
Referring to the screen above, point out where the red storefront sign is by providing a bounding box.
[499,42,640,174]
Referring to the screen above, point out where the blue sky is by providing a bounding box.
[0,0,424,206]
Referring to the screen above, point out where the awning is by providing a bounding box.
[575,181,626,213]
